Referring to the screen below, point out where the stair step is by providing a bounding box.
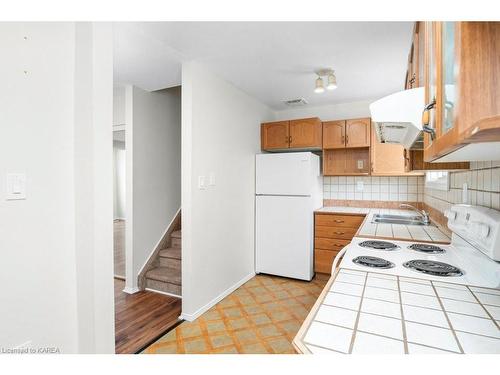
[159,247,181,260]
[171,230,182,239]
[171,237,181,248]
[146,266,181,285]
[159,257,181,269]
[146,278,181,296]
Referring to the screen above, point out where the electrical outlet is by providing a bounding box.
[357,160,364,169]
[6,173,26,200]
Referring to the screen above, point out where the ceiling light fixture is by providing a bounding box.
[327,71,337,90]
[314,76,325,94]
[314,68,337,93]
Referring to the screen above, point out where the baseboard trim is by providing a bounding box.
[180,272,255,322]
[122,286,140,294]
[145,287,182,299]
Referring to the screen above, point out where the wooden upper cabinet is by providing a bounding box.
[405,22,425,89]
[370,121,406,175]
[345,118,371,148]
[261,121,289,150]
[261,117,321,151]
[323,120,346,149]
[289,117,322,149]
[423,22,500,162]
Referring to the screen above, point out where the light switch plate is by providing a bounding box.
[6,173,26,200]
[462,183,468,204]
[198,175,206,190]
[209,172,216,186]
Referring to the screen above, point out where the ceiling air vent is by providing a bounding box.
[283,98,308,107]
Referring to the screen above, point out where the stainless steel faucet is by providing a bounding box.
[399,204,430,225]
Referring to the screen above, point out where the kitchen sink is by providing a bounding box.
[372,213,431,226]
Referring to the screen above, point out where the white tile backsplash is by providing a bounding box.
[322,161,500,214]
[424,161,500,214]
[324,175,425,202]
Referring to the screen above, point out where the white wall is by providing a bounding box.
[273,99,375,121]
[113,85,126,126]
[125,85,182,291]
[181,61,275,320]
[0,23,114,353]
[113,140,126,219]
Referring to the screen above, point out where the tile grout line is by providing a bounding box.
[299,270,345,352]
[466,285,500,330]
[397,275,409,354]
[347,272,369,354]
[303,342,345,354]
[430,281,465,354]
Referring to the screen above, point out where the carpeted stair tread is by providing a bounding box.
[146,266,181,285]
[159,247,181,260]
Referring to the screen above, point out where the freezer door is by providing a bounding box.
[256,152,314,196]
[256,195,313,281]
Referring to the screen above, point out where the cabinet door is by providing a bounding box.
[345,118,371,147]
[322,121,346,149]
[370,122,406,175]
[438,22,457,135]
[417,21,425,87]
[423,22,438,159]
[289,118,322,148]
[323,149,346,175]
[261,121,289,150]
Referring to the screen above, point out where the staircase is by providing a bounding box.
[144,229,182,296]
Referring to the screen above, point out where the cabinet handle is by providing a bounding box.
[289,136,292,144]
[333,219,344,223]
[422,98,436,140]
[333,231,345,235]
[332,243,343,247]
[345,135,349,144]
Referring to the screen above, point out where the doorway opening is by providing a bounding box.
[111,84,182,353]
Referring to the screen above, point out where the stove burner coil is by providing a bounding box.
[408,243,446,254]
[403,259,463,277]
[352,256,395,269]
[359,240,399,251]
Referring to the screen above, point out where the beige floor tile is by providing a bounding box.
[144,274,327,354]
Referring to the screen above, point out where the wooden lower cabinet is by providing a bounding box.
[314,213,365,275]
[315,249,341,274]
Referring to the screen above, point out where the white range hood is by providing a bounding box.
[369,87,425,149]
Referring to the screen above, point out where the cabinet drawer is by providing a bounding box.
[315,238,351,251]
[315,214,365,228]
[315,226,358,240]
[315,249,340,274]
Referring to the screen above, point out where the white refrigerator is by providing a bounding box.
[255,152,322,281]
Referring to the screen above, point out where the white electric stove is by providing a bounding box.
[339,204,500,289]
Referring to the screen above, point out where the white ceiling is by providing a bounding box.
[113,22,414,110]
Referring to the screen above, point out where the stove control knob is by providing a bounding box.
[445,210,457,221]
[470,221,490,239]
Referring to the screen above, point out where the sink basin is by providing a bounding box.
[372,213,430,226]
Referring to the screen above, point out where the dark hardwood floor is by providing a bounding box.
[114,278,182,354]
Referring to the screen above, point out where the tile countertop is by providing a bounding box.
[293,269,500,354]
[315,206,451,243]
